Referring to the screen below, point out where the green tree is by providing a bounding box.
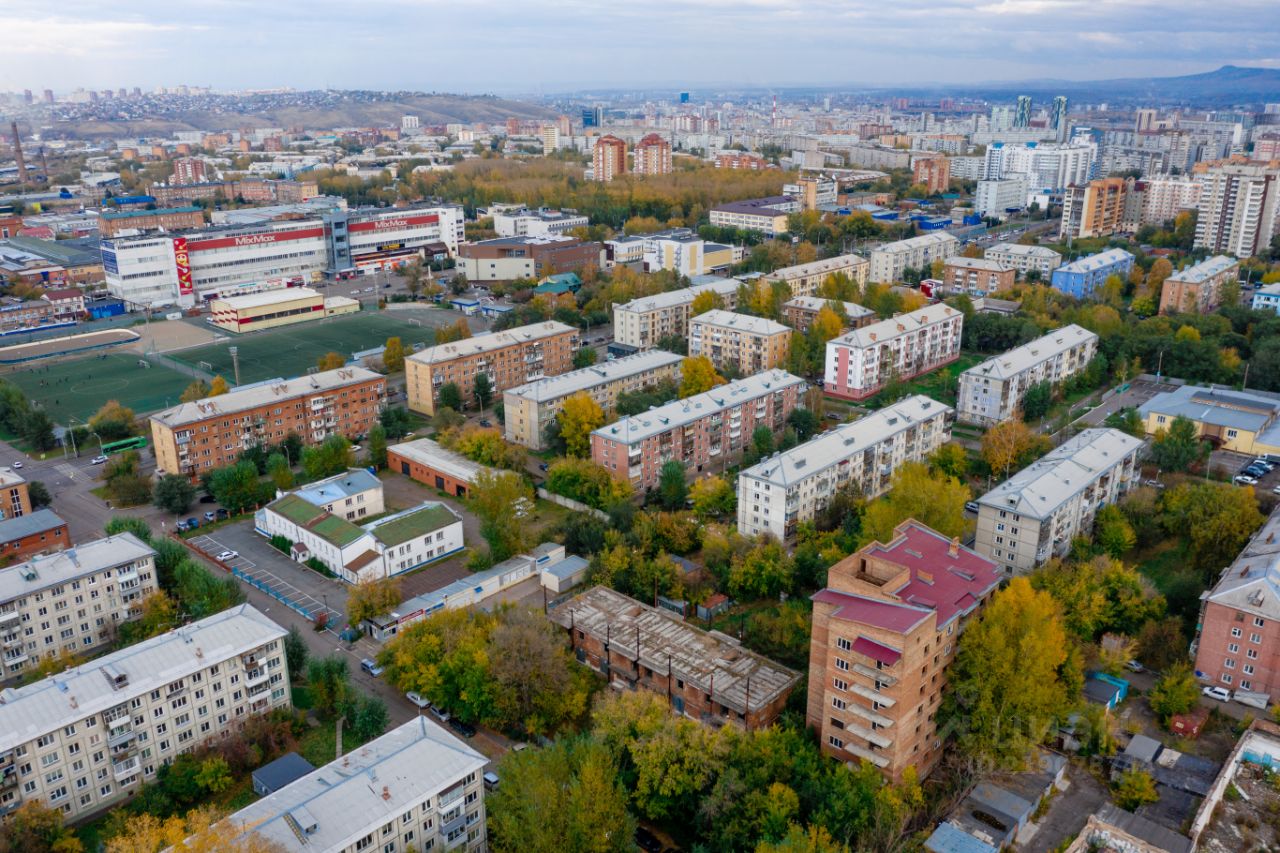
[351,695,389,741]
[379,406,415,439]
[368,423,388,470]
[382,337,406,373]
[267,452,294,490]
[437,382,463,412]
[305,656,354,721]
[862,462,969,544]
[787,407,819,441]
[1021,380,1053,421]
[195,756,233,794]
[301,435,353,482]
[1103,407,1145,437]
[470,470,533,560]
[1150,415,1206,472]
[27,480,51,508]
[689,475,736,519]
[1112,768,1159,811]
[944,577,1069,768]
[209,460,266,513]
[929,443,969,479]
[1094,505,1136,557]
[104,515,152,542]
[1147,662,1199,724]
[1160,481,1264,577]
[658,460,688,510]
[474,373,494,411]
[728,540,793,600]
[152,473,196,515]
[284,625,309,677]
[572,347,597,368]
[756,825,850,853]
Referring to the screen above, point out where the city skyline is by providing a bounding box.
[4,0,1278,93]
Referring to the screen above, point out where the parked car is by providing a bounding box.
[448,718,476,738]
[199,493,217,503]
[1253,459,1276,471]
[204,511,217,522]
[1273,483,1280,496]
[1124,660,1144,673]
[360,658,384,678]
[635,828,664,853]
[1234,474,1258,485]
[90,455,109,465]
[428,704,452,723]
[405,691,430,709]
[478,419,492,428]
[964,501,980,514]
[11,461,21,469]
[1203,686,1232,702]
[184,517,199,530]
[538,463,549,472]
[1244,464,1267,477]
[215,508,230,520]
[215,550,239,562]
[1142,478,1164,488]
[483,771,500,791]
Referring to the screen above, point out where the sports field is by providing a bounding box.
[169,310,455,385]
[3,352,195,423]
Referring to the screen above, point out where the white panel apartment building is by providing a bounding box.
[983,242,1064,278]
[1138,178,1201,227]
[737,395,953,541]
[491,208,588,238]
[1193,159,1280,257]
[766,254,870,297]
[868,233,960,283]
[612,277,741,350]
[225,717,489,853]
[0,604,288,822]
[823,304,964,401]
[0,534,157,683]
[975,428,1144,574]
[957,324,1099,426]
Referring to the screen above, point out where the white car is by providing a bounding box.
[1273,484,1280,496]
[1234,474,1258,485]
[215,550,239,562]
[11,461,21,469]
[91,455,109,465]
[1202,686,1232,702]
[405,691,430,709]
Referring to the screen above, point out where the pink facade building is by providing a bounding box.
[591,370,805,492]
[1193,507,1280,701]
[823,305,963,401]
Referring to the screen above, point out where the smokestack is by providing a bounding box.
[39,147,48,181]
[10,123,27,184]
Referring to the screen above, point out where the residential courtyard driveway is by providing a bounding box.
[1017,761,1109,853]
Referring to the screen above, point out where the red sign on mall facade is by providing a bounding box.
[185,226,326,252]
[347,213,440,233]
[172,237,193,295]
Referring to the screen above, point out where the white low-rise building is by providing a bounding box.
[225,716,488,853]
[983,242,1063,278]
[975,428,1144,574]
[957,324,1099,426]
[492,208,588,238]
[0,604,289,822]
[285,468,385,522]
[0,534,157,682]
[737,395,953,541]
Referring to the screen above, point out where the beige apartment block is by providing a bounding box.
[612,278,741,350]
[689,310,791,374]
[767,254,869,298]
[956,324,1098,426]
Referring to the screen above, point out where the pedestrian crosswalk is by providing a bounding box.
[55,463,78,481]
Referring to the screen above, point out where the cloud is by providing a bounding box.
[0,16,188,57]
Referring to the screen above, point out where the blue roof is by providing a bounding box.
[292,469,381,507]
[924,822,998,853]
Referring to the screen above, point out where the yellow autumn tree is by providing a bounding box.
[180,379,210,402]
[557,391,606,457]
[104,806,286,853]
[691,289,723,316]
[678,355,726,399]
[981,419,1048,480]
[861,461,970,543]
[316,351,345,371]
[208,375,231,396]
[810,306,844,345]
[383,336,406,372]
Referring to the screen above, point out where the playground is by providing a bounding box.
[3,352,194,423]
[168,309,458,385]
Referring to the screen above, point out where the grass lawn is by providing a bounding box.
[860,352,985,410]
[1132,540,1190,596]
[297,719,378,769]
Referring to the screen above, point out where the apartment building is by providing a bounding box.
[809,521,1001,780]
[150,367,385,480]
[783,296,875,333]
[941,257,1016,296]
[0,533,156,682]
[708,197,798,236]
[913,155,951,195]
[633,133,673,176]
[975,428,1144,574]
[737,395,952,541]
[1193,158,1280,257]
[823,304,964,401]
[1060,177,1130,239]
[714,152,771,171]
[783,176,838,211]
[225,717,489,853]
[957,324,1099,426]
[868,233,960,284]
[974,176,1028,219]
[491,208,588,238]
[591,370,805,492]
[1050,248,1135,299]
[503,350,684,449]
[642,231,711,278]
[766,254,870,298]
[983,243,1063,278]
[1137,177,1201,227]
[689,309,792,374]
[1254,282,1280,315]
[1137,385,1280,457]
[1158,255,1239,315]
[405,321,579,416]
[1191,506,1280,701]
[0,510,70,562]
[0,466,31,519]
[0,604,288,822]
[612,277,741,350]
[549,586,800,730]
[592,135,627,182]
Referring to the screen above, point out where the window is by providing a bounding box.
[1221,673,1233,684]
[1231,627,1242,638]
[835,637,851,651]
[1250,633,1262,644]
[834,658,849,672]
[1223,658,1235,669]
[827,735,844,749]
[1228,643,1239,653]
[1254,616,1266,628]
[832,697,847,710]
[833,678,848,692]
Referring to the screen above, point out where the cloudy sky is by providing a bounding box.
[4,0,1278,94]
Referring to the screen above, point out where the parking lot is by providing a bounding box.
[1075,376,1179,428]
[1216,449,1280,492]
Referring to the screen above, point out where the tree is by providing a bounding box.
[944,577,1069,769]
[745,424,774,465]
[301,435,353,482]
[153,473,196,514]
[556,392,605,458]
[545,458,632,510]
[0,799,84,853]
[209,460,266,513]
[1021,380,1053,422]
[284,625,309,677]
[368,423,388,470]
[1148,662,1199,724]
[134,591,179,638]
[572,346,597,368]
[351,695,390,741]
[470,470,533,560]
[691,289,723,315]
[756,825,851,853]
[981,419,1049,480]
[1112,768,1159,812]
[266,452,294,490]
[435,317,472,344]
[27,480,51,508]
[728,540,793,600]
[1093,505,1136,557]
[208,375,231,396]
[1104,407,1145,438]
[180,379,210,402]
[102,806,288,853]
[379,406,415,439]
[382,337,406,373]
[474,373,494,411]
[347,577,402,626]
[1160,481,1263,577]
[306,656,354,721]
[437,382,464,411]
[1136,617,1186,672]
[787,408,819,442]
[658,460,688,510]
[679,355,725,398]
[89,399,138,438]
[862,462,970,543]
[104,515,152,542]
[317,351,346,371]
[1149,415,1206,472]
[929,443,968,479]
[690,475,736,519]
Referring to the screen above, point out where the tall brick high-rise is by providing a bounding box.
[633,133,672,176]
[592,135,628,182]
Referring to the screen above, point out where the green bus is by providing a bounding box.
[101,436,148,455]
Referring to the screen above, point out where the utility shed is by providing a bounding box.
[252,752,316,796]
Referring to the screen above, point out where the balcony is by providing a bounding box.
[247,680,273,699]
[439,783,464,809]
[3,650,27,667]
[441,809,466,838]
[112,756,141,782]
[1,631,20,649]
[0,609,19,628]
[841,741,889,769]
[245,668,270,687]
[107,725,136,749]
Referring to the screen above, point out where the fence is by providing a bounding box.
[231,566,328,624]
[536,488,610,521]
[146,351,215,382]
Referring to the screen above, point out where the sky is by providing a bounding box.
[3,0,1279,94]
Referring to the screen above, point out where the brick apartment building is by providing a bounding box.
[823,304,964,401]
[783,296,875,333]
[1192,505,1280,701]
[1158,255,1239,315]
[591,370,805,492]
[150,367,385,479]
[457,236,603,283]
[689,310,791,374]
[550,586,800,730]
[912,155,951,195]
[612,277,741,351]
[0,509,70,562]
[714,152,771,170]
[592,135,628,182]
[0,467,31,520]
[405,321,579,416]
[97,206,205,237]
[942,257,1016,296]
[766,255,870,298]
[808,520,1001,781]
[633,133,673,176]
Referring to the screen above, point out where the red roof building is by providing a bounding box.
[807,519,1001,781]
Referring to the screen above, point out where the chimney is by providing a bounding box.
[948,537,959,557]
[381,785,390,801]
[10,123,27,184]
